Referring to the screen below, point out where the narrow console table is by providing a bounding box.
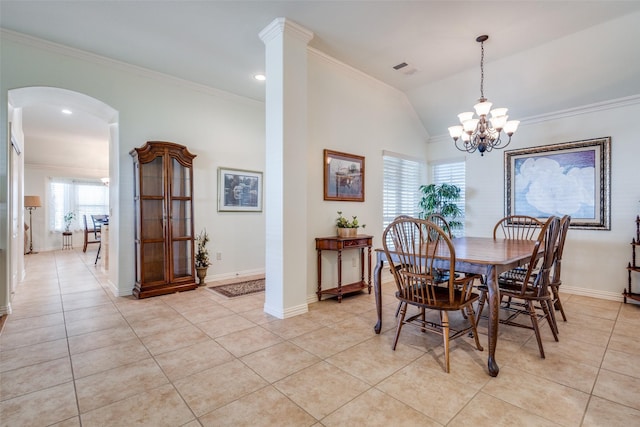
[315,234,373,302]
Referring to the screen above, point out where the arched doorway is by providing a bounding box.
[7,87,119,304]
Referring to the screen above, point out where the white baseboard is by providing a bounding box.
[208,268,265,282]
[264,301,308,319]
[561,285,625,302]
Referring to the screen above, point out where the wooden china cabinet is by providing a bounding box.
[130,141,197,298]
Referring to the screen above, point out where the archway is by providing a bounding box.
[7,87,119,303]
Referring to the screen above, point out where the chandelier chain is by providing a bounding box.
[480,40,485,100]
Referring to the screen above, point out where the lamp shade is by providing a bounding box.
[24,195,42,208]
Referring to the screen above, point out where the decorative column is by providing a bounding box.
[260,18,313,318]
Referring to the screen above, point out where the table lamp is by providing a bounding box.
[24,195,42,255]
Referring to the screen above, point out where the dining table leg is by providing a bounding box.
[485,265,500,377]
[373,256,383,334]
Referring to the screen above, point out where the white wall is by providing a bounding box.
[426,100,640,300]
[306,50,429,298]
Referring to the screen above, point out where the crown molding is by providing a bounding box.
[0,29,263,107]
[428,94,640,143]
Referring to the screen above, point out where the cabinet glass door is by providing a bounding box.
[170,158,193,279]
[141,156,166,283]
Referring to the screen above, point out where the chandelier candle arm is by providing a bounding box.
[449,35,519,156]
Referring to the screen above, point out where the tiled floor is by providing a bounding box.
[1,249,639,426]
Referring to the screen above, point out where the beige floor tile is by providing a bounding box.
[215,325,283,357]
[199,385,316,427]
[0,338,69,373]
[129,313,192,338]
[289,325,366,358]
[80,383,195,427]
[321,387,440,427]
[0,323,67,350]
[602,348,640,379]
[513,343,600,393]
[67,324,138,355]
[608,321,640,355]
[618,303,640,322]
[50,416,81,427]
[173,359,267,417]
[239,306,279,325]
[0,381,78,427]
[261,315,323,339]
[448,392,559,426]
[274,361,370,420]
[376,355,479,425]
[71,338,151,379]
[4,301,63,321]
[582,395,640,426]
[178,302,235,324]
[325,334,423,385]
[140,323,210,356]
[0,357,73,401]
[62,302,119,323]
[1,311,64,334]
[154,339,234,381]
[592,368,640,411]
[481,365,589,426]
[240,341,321,383]
[75,358,168,413]
[65,312,130,337]
[196,313,255,338]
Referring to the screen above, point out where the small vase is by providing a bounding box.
[196,266,208,286]
[337,227,357,238]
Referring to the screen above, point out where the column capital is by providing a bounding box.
[259,17,314,45]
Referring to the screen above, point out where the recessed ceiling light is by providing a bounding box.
[254,74,266,81]
[61,109,72,115]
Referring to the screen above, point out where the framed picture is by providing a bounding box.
[504,137,611,230]
[323,149,365,202]
[218,167,263,212]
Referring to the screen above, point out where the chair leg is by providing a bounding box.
[527,300,546,358]
[542,299,559,341]
[466,305,484,352]
[441,311,450,373]
[395,301,404,317]
[551,285,567,321]
[392,303,407,351]
[83,231,88,252]
[475,290,487,324]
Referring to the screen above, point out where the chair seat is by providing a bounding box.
[396,284,479,311]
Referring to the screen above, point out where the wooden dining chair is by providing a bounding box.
[82,214,100,252]
[550,215,571,322]
[493,215,544,240]
[383,217,483,373]
[476,216,561,358]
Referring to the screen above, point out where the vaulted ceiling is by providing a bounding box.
[2,1,640,166]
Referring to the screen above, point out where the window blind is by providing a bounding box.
[382,154,424,231]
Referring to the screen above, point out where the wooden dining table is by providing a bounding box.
[373,236,539,377]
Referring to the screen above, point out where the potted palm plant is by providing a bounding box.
[195,229,211,285]
[418,183,463,232]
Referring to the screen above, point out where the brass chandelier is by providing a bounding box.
[448,35,519,156]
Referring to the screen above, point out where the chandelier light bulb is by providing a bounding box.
[449,35,518,156]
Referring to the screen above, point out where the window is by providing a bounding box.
[49,178,109,232]
[431,161,466,237]
[382,151,425,230]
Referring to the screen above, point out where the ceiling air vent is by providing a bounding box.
[393,62,419,76]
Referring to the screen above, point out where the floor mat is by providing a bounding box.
[208,278,265,298]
